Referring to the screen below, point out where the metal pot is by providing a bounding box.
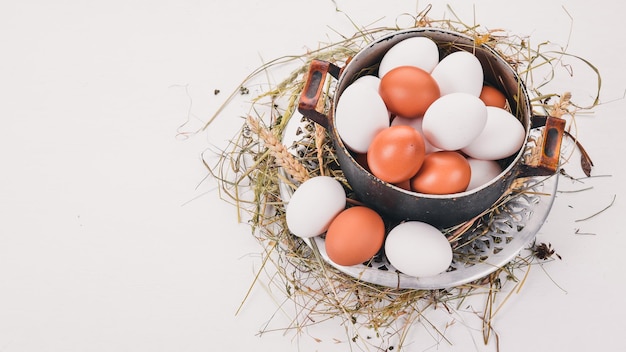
[298,28,564,228]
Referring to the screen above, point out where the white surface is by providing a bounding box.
[1,1,624,351]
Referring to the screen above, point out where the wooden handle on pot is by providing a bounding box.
[519,115,566,177]
[297,59,341,129]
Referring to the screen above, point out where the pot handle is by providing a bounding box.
[298,59,342,129]
[518,115,566,177]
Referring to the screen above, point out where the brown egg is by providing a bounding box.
[393,179,412,191]
[367,125,426,184]
[410,151,471,194]
[379,66,440,118]
[479,85,507,109]
[324,206,385,266]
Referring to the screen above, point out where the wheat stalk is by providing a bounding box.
[246,115,311,184]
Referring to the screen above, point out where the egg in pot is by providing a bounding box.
[334,76,389,154]
[377,36,440,78]
[422,93,488,151]
[378,65,440,119]
[479,85,507,108]
[461,106,526,161]
[390,116,441,154]
[410,151,471,194]
[431,50,483,97]
[366,125,426,184]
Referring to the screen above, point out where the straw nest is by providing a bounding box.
[199,5,600,351]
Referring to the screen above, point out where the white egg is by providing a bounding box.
[466,158,502,191]
[390,116,441,154]
[422,93,487,151]
[461,107,526,160]
[378,37,440,78]
[352,75,381,91]
[286,176,346,238]
[384,221,453,277]
[431,51,483,96]
[335,79,390,153]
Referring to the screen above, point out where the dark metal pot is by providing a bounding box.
[298,28,565,229]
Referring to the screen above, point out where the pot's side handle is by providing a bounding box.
[518,115,566,177]
[298,59,341,129]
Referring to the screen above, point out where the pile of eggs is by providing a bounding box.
[285,36,528,278]
[335,36,526,194]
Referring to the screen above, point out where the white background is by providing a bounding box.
[1,1,624,351]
